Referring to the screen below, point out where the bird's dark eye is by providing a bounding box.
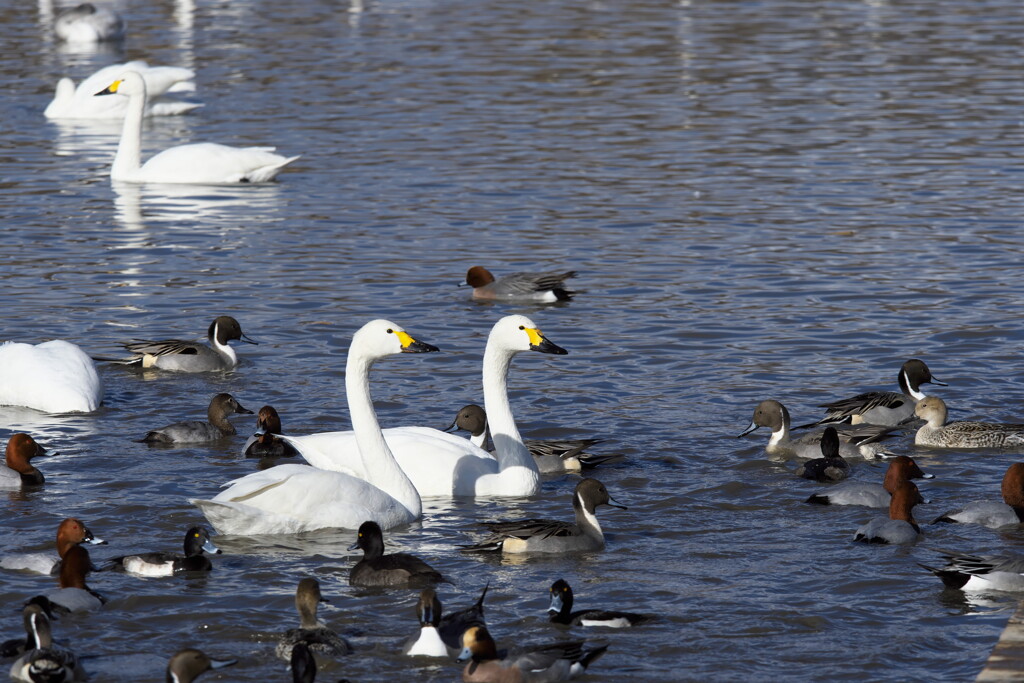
[386,329,393,334]
[518,325,525,330]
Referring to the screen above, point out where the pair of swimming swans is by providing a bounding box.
[191,315,566,535]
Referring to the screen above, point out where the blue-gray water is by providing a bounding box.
[2,0,1024,680]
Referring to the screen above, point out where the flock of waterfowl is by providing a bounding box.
[738,358,1024,590]
[0,251,641,682]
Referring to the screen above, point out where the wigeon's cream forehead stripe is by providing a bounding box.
[524,327,544,346]
[395,330,415,348]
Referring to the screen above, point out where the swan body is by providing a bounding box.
[54,2,124,43]
[284,315,566,498]
[46,61,198,119]
[0,340,102,413]
[191,320,435,535]
[97,70,299,184]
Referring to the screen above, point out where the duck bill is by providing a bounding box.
[347,540,360,551]
[930,377,948,387]
[548,593,563,614]
[240,332,258,345]
[737,421,759,438]
[606,495,628,511]
[396,331,440,354]
[235,402,254,415]
[209,658,237,670]
[456,645,472,663]
[442,419,459,433]
[84,529,107,546]
[202,539,222,555]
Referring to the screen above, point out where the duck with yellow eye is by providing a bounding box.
[95,71,299,184]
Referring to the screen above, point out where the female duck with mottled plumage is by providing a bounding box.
[914,397,1024,449]
[276,578,351,661]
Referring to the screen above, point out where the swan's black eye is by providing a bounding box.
[518,325,525,330]
[386,328,393,334]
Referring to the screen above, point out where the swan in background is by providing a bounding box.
[46,61,199,119]
[284,315,568,498]
[53,2,125,43]
[95,70,299,184]
[0,340,102,413]
[190,320,437,535]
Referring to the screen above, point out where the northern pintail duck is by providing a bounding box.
[165,648,236,683]
[803,359,945,427]
[8,603,86,682]
[445,404,623,473]
[96,72,300,184]
[738,400,895,459]
[548,579,648,628]
[795,427,851,482]
[54,2,125,43]
[0,518,106,576]
[106,526,220,577]
[920,552,1024,592]
[276,578,351,661]
[0,434,48,488]
[141,393,253,444]
[931,462,1024,528]
[191,320,438,535]
[0,598,57,658]
[404,584,489,657]
[349,521,445,587]
[282,315,566,498]
[806,455,932,507]
[45,61,198,120]
[403,589,450,657]
[243,405,300,459]
[462,478,626,554]
[0,340,103,413]
[457,626,607,682]
[464,266,576,302]
[914,397,1024,449]
[853,481,926,545]
[110,316,256,372]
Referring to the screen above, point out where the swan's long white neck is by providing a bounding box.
[482,339,539,487]
[346,350,421,517]
[112,83,145,180]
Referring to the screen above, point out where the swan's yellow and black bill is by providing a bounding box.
[397,330,439,354]
[95,80,122,97]
[526,327,568,355]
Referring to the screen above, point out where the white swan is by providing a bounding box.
[95,70,299,184]
[283,315,567,498]
[45,61,199,120]
[53,3,125,43]
[190,320,436,535]
[0,340,102,413]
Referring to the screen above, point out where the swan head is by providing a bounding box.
[94,70,146,98]
[351,319,439,361]
[489,315,568,355]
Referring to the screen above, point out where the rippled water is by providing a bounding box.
[3,0,1024,680]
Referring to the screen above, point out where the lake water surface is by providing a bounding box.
[2,0,1024,680]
